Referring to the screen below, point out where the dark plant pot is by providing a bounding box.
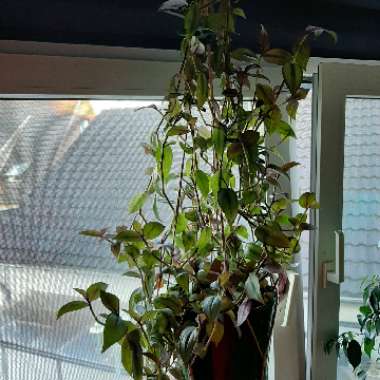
[191,298,276,380]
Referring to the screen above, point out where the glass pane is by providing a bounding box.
[291,89,313,330]
[0,99,164,380]
[338,97,380,379]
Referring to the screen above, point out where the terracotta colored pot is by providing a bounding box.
[191,299,276,380]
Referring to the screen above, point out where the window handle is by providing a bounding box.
[322,230,344,288]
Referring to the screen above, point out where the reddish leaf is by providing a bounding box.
[237,299,252,327]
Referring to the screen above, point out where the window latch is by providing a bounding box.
[322,230,344,288]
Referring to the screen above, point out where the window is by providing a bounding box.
[0,98,164,380]
[0,47,314,380]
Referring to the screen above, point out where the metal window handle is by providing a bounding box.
[322,230,344,288]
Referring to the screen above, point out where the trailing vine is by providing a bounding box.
[58,1,335,379]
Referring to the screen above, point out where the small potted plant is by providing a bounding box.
[326,276,380,380]
[57,1,334,379]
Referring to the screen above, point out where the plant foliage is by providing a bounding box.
[58,0,332,378]
[325,276,380,379]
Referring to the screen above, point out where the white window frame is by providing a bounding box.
[0,41,182,98]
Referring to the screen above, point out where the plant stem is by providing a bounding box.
[246,319,265,360]
[88,301,105,326]
[160,136,175,212]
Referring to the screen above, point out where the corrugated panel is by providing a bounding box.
[0,105,162,270]
[341,98,380,298]
[0,100,162,380]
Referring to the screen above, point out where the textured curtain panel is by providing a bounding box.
[0,100,166,380]
[290,92,312,298]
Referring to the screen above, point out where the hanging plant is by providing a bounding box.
[58,1,335,379]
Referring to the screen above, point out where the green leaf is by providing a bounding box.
[286,99,299,119]
[259,24,270,52]
[118,245,139,264]
[346,339,362,369]
[122,329,143,380]
[121,338,133,375]
[162,145,173,182]
[294,42,311,71]
[184,1,199,34]
[370,286,380,312]
[231,48,255,61]
[74,288,87,299]
[212,125,225,158]
[182,231,196,251]
[255,226,290,248]
[364,337,375,358]
[198,227,212,251]
[102,314,130,352]
[167,125,189,136]
[175,213,188,234]
[281,161,300,172]
[242,190,257,206]
[235,225,248,239]
[277,120,296,139]
[195,169,210,197]
[207,13,225,32]
[170,366,190,380]
[176,272,190,293]
[306,25,338,44]
[87,282,108,302]
[227,142,243,163]
[111,242,121,258]
[241,130,260,148]
[143,222,165,240]
[115,230,141,242]
[80,228,107,238]
[153,196,161,221]
[202,295,222,321]
[282,62,303,94]
[263,48,292,65]
[299,192,320,209]
[359,305,372,317]
[168,97,182,117]
[123,270,141,279]
[375,319,380,334]
[128,192,148,214]
[57,301,88,320]
[129,287,145,315]
[210,320,225,346]
[256,83,274,105]
[271,198,289,212]
[218,188,238,224]
[246,244,263,263]
[196,72,208,108]
[154,295,183,315]
[245,272,264,303]
[210,171,220,197]
[185,210,198,222]
[179,326,198,363]
[233,7,246,19]
[364,320,376,340]
[140,310,158,323]
[100,291,120,314]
